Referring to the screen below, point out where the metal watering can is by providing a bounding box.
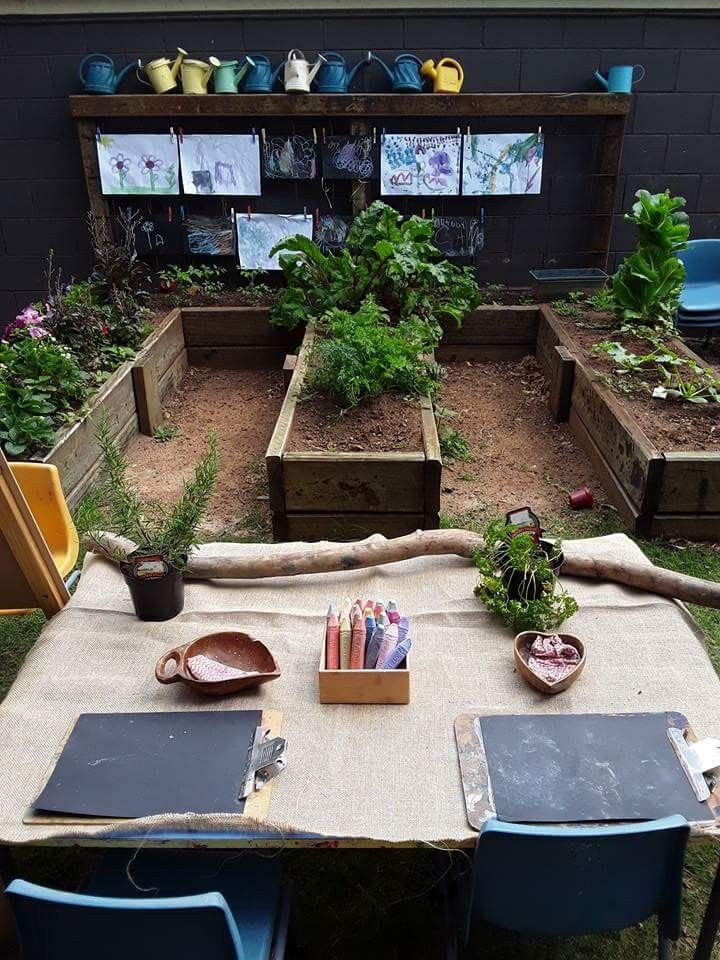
[213,56,255,93]
[279,49,326,94]
[181,56,221,95]
[372,53,424,93]
[240,55,283,92]
[421,57,464,94]
[78,53,135,94]
[314,51,371,93]
[594,64,645,93]
[138,48,187,94]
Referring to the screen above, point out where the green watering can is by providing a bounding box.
[213,56,255,93]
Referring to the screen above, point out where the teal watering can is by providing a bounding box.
[314,51,372,93]
[372,53,424,93]
[78,53,135,94]
[213,56,255,93]
[594,64,645,93]
[240,55,284,93]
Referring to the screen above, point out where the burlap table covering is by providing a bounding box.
[1,533,719,847]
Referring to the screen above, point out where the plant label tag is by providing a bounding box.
[132,555,169,580]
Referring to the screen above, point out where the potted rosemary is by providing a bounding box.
[472,517,578,633]
[82,420,219,621]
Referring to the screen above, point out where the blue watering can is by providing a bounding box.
[314,51,372,93]
[240,55,283,93]
[78,53,135,94]
[594,64,645,93]
[372,53,424,93]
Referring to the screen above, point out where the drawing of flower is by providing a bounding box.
[109,153,131,189]
[140,154,163,191]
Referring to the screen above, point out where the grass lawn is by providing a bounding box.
[1,505,719,958]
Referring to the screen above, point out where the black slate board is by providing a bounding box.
[33,710,262,819]
[480,712,708,824]
[130,209,185,256]
[321,135,377,180]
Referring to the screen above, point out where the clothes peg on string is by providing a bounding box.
[372,126,377,144]
[167,206,172,222]
[313,127,318,145]
[538,125,544,144]
[315,207,320,227]
[169,126,175,143]
[180,204,185,221]
[322,127,327,144]
[421,208,426,219]
[177,127,184,144]
[303,206,308,220]
[247,205,252,220]
[96,126,102,143]
[466,125,471,137]
[252,127,257,143]
[261,128,266,143]
[381,127,386,144]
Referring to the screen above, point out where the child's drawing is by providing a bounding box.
[130,209,184,256]
[432,216,484,258]
[186,214,235,256]
[321,136,377,180]
[235,213,313,271]
[462,133,543,196]
[179,134,261,196]
[263,135,317,180]
[380,133,460,197]
[314,214,351,254]
[97,134,179,195]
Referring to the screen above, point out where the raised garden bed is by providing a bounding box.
[265,325,441,541]
[536,305,720,539]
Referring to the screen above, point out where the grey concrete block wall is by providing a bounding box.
[0,10,719,307]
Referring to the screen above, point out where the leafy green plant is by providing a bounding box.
[551,297,583,318]
[518,292,536,306]
[153,424,179,442]
[88,211,149,304]
[586,286,615,312]
[435,405,471,462]
[236,268,275,305]
[81,419,219,571]
[567,290,585,303]
[472,518,578,632]
[612,190,690,333]
[158,264,224,301]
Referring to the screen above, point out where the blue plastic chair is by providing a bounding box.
[677,240,720,327]
[453,815,690,958]
[6,851,290,960]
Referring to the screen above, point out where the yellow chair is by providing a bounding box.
[0,452,75,617]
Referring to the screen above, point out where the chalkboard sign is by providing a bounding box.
[321,136,377,180]
[130,209,184,256]
[314,214,351,254]
[263,135,317,180]
[185,213,234,256]
[432,216,484,258]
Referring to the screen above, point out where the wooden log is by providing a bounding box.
[85,528,720,609]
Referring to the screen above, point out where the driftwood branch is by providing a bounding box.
[83,529,720,610]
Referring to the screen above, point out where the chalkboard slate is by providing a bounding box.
[33,710,262,819]
[314,214,351,254]
[321,135,377,180]
[130,209,185,256]
[432,216,483,258]
[480,712,707,824]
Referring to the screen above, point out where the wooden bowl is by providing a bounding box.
[155,631,280,695]
[514,630,586,695]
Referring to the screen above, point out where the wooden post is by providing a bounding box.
[75,118,111,224]
[350,119,371,216]
[591,113,628,270]
[132,363,163,436]
[282,354,297,392]
[548,345,576,422]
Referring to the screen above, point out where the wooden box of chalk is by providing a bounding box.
[318,600,411,705]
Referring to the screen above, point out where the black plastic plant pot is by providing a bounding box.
[120,554,185,621]
[497,539,564,603]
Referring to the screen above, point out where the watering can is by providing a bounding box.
[138,48,187,94]
[213,56,255,93]
[594,64,645,93]
[181,56,221,95]
[240,55,282,92]
[372,54,424,93]
[314,51,371,93]
[78,53,135,94]
[278,49,326,94]
[421,57,464,94]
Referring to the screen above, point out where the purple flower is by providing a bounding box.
[429,150,453,177]
[26,326,50,339]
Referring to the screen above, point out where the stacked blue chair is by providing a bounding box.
[447,815,689,959]
[6,850,291,960]
[676,239,720,335]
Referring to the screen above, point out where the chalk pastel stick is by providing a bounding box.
[364,624,384,669]
[374,622,398,670]
[386,600,401,625]
[364,607,376,647]
[378,611,390,629]
[350,613,366,669]
[339,612,351,670]
[326,605,340,670]
[380,636,412,670]
[373,602,385,620]
[340,597,352,615]
[397,616,409,644]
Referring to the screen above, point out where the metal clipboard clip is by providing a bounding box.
[668,727,720,802]
[238,726,287,800]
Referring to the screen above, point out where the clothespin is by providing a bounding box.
[169,126,175,143]
[247,205,252,220]
[177,127,184,144]
[312,127,318,145]
[95,125,102,143]
[538,125,544,144]
[372,126,377,144]
[180,204,185,221]
[481,207,485,226]
[167,205,172,222]
[230,206,234,223]
[315,207,320,227]
[303,205,308,220]
[252,127,256,143]
[421,208,426,219]
[381,127,386,144]
[322,127,327,144]
[261,128,266,144]
[466,125,471,138]
[456,126,461,136]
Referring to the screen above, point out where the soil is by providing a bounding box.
[289,392,424,453]
[439,357,609,521]
[558,310,720,452]
[125,366,285,537]
[477,284,536,307]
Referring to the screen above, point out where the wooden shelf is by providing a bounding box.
[69,92,631,119]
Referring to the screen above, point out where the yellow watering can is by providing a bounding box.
[421,57,464,94]
[138,47,187,94]
[181,56,221,94]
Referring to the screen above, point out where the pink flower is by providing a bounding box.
[15,306,42,327]
[26,326,49,339]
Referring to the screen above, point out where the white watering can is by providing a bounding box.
[279,49,326,94]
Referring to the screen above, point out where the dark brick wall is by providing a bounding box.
[1,10,719,310]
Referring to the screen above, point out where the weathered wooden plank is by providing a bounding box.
[647,513,720,541]
[548,345,575,423]
[76,118,109,223]
[284,512,428,542]
[421,396,442,517]
[658,453,720,514]
[535,305,566,381]
[283,452,426,513]
[132,364,163,436]
[350,119,370,216]
[158,349,188,399]
[283,355,297,392]
[70,93,631,119]
[437,343,533,363]
[181,306,299,348]
[187,346,289,369]
[441,305,539,345]
[62,413,138,509]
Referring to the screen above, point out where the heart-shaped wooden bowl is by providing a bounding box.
[155,631,280,695]
[514,631,586,695]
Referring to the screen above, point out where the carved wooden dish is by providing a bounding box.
[514,631,586,695]
[155,631,280,695]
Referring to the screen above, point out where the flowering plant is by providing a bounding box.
[2,305,51,341]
